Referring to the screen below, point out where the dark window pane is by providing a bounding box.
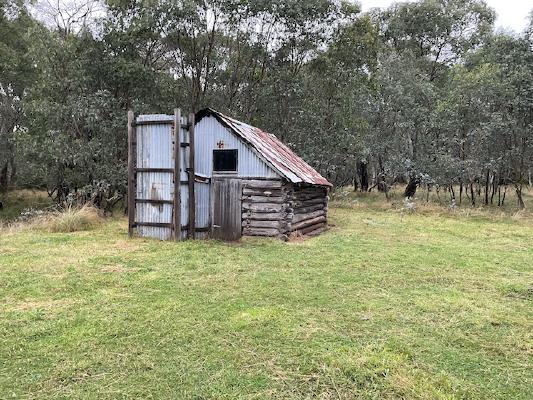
[213,149,237,172]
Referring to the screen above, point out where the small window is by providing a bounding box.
[213,149,238,172]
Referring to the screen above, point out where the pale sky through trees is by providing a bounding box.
[360,0,532,32]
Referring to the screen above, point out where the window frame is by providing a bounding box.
[212,149,238,174]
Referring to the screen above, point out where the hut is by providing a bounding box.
[128,108,331,241]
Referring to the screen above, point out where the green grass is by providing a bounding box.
[1,194,532,399]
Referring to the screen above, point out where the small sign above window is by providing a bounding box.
[213,149,238,172]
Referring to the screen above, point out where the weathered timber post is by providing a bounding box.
[127,110,136,237]
[173,108,181,241]
[188,113,196,239]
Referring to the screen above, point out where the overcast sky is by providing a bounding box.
[359,0,532,33]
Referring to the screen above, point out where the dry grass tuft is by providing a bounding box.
[43,205,102,233]
[2,204,103,233]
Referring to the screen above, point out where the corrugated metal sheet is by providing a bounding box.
[194,115,278,179]
[135,115,174,240]
[135,114,211,240]
[196,109,332,187]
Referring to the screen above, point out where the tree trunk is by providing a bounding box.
[0,162,8,193]
[404,176,418,198]
[515,184,525,210]
[356,160,368,192]
[484,170,490,206]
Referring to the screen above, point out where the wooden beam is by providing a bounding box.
[188,112,196,239]
[133,119,189,129]
[135,167,174,173]
[133,119,173,126]
[127,110,135,238]
[135,222,173,228]
[173,108,181,241]
[135,199,173,205]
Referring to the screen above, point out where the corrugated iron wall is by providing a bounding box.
[135,114,175,240]
[134,114,211,240]
[195,115,278,179]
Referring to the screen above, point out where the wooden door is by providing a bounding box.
[212,178,242,240]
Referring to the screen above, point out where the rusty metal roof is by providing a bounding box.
[196,108,332,187]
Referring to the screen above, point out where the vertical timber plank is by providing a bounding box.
[173,108,181,241]
[188,112,196,239]
[127,110,135,237]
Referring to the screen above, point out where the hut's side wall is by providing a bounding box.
[287,184,328,236]
[241,179,292,239]
[241,180,329,239]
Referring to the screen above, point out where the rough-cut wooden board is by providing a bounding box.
[172,108,181,241]
[243,227,280,236]
[292,210,326,224]
[243,220,281,229]
[242,188,283,197]
[242,180,283,189]
[242,202,283,213]
[291,216,327,231]
[242,212,286,221]
[242,195,285,204]
[127,110,135,238]
[188,113,196,239]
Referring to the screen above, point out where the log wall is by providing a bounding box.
[286,184,328,237]
[241,179,328,239]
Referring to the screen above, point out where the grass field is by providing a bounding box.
[1,191,532,399]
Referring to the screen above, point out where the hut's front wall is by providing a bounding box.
[195,115,278,179]
[241,179,328,239]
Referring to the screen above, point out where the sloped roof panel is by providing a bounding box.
[196,109,332,187]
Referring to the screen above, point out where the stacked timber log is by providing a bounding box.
[241,179,292,239]
[287,184,328,236]
[241,180,329,239]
